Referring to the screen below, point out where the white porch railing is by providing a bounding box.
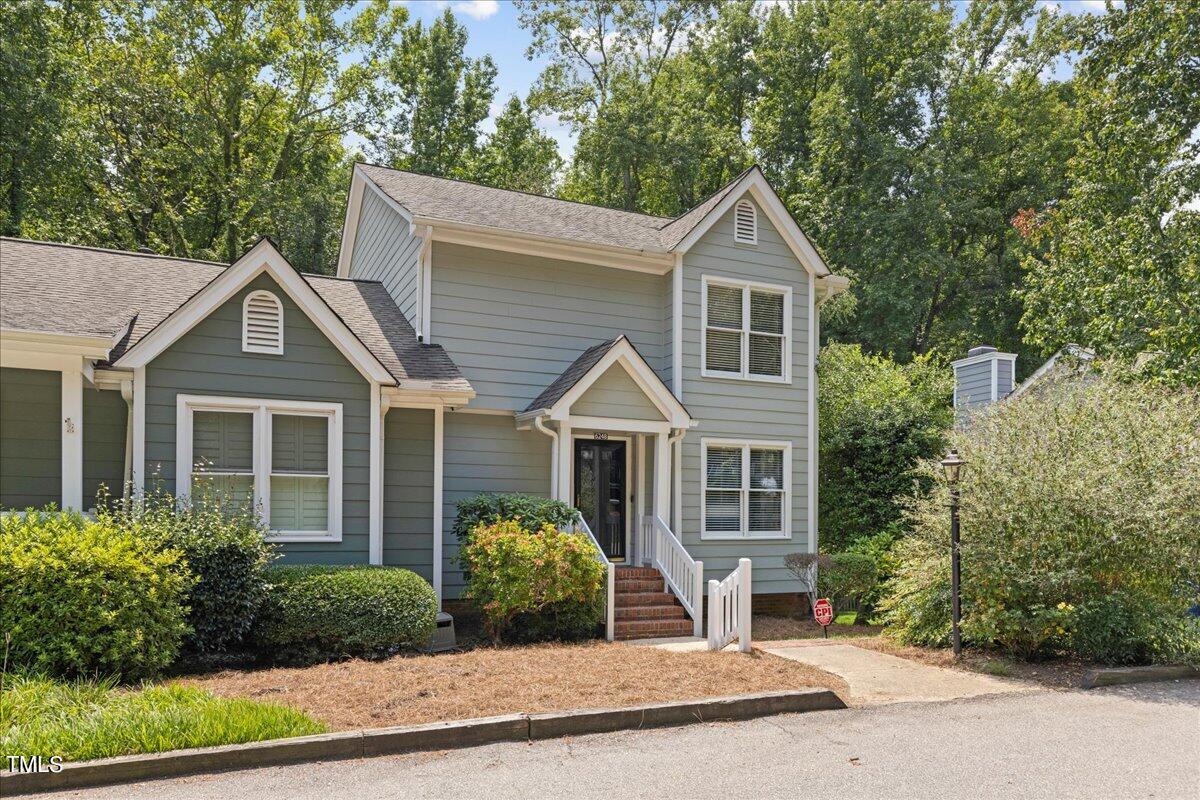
[643,515,704,637]
[707,558,752,652]
[570,514,615,642]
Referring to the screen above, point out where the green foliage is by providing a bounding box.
[473,95,563,195]
[818,343,953,552]
[0,674,324,762]
[98,487,276,657]
[883,371,1200,663]
[816,553,878,623]
[254,566,438,664]
[458,519,605,643]
[1018,0,1200,385]
[452,493,579,546]
[0,511,191,680]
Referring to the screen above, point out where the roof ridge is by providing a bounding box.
[655,165,758,232]
[1,237,229,268]
[356,161,675,226]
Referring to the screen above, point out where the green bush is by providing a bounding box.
[99,487,276,656]
[817,552,879,624]
[254,565,438,664]
[0,510,192,680]
[452,493,578,546]
[818,343,953,552]
[882,371,1200,663]
[0,674,324,761]
[458,519,605,643]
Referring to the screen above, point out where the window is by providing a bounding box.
[177,395,341,541]
[702,276,791,382]
[702,439,790,539]
[734,199,757,245]
[242,290,284,354]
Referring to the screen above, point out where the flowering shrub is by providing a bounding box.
[458,519,605,643]
[882,370,1200,664]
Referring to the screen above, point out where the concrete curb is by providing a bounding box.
[0,690,843,796]
[1081,664,1200,689]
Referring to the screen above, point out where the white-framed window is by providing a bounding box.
[242,290,284,354]
[701,275,791,382]
[701,438,791,540]
[734,199,757,245]
[175,394,342,542]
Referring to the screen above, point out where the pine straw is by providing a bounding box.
[753,615,884,641]
[180,642,846,731]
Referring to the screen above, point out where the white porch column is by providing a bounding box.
[368,387,388,566]
[433,405,445,610]
[653,431,670,523]
[635,433,646,562]
[556,421,572,503]
[60,365,83,510]
[132,366,146,494]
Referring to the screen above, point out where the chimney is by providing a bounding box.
[953,345,1017,411]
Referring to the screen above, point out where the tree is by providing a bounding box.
[473,95,563,195]
[370,8,497,179]
[1018,0,1200,385]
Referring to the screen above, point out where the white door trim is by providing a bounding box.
[570,432,633,563]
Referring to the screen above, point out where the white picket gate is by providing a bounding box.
[707,558,752,652]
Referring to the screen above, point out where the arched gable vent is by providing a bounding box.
[734,199,757,245]
[242,290,284,354]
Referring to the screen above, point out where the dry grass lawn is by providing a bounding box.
[754,614,883,642]
[182,642,846,731]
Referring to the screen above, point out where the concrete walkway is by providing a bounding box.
[763,641,1030,705]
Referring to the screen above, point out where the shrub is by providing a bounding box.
[99,487,276,656]
[0,510,191,680]
[0,674,324,761]
[458,519,605,643]
[452,493,578,545]
[254,566,438,664]
[818,343,952,552]
[882,371,1200,663]
[817,552,879,623]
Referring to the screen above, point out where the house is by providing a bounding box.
[0,164,848,640]
[953,343,1096,413]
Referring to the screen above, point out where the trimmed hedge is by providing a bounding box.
[254,565,438,664]
[0,510,192,680]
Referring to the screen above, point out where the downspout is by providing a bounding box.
[533,415,559,498]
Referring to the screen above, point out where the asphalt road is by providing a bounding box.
[33,681,1200,800]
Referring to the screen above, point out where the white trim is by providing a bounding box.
[733,199,758,245]
[132,367,146,493]
[672,254,683,398]
[654,432,670,522]
[808,275,817,550]
[634,433,646,562]
[369,384,385,565]
[700,274,792,384]
[569,432,633,562]
[433,405,444,609]
[114,238,394,385]
[991,358,999,402]
[700,437,792,541]
[672,170,832,277]
[241,290,284,355]
[336,166,415,278]
[421,225,433,341]
[0,328,117,359]
[174,394,343,542]
[567,415,670,435]
[950,350,1018,368]
[61,365,83,510]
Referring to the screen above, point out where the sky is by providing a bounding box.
[385,0,1114,160]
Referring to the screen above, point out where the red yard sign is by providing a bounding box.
[813,598,834,627]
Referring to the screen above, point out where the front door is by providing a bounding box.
[574,438,627,561]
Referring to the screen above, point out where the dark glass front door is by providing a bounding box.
[574,439,627,561]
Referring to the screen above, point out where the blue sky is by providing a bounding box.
[388,0,1112,159]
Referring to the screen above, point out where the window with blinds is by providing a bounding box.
[702,277,790,381]
[734,199,757,245]
[702,440,790,539]
[242,290,284,354]
[269,413,330,533]
[191,410,255,509]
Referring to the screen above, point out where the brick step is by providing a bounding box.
[614,566,660,579]
[615,578,664,593]
[614,618,695,641]
[614,592,678,608]
[615,604,687,621]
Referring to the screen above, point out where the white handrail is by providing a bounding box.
[645,515,705,637]
[570,514,615,642]
[708,558,752,652]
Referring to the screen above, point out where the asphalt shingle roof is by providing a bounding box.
[0,238,470,391]
[358,163,755,253]
[523,337,623,413]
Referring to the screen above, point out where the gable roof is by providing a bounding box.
[349,163,832,276]
[0,237,471,393]
[520,335,693,428]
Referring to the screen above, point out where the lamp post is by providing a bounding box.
[940,448,965,658]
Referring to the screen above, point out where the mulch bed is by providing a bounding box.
[181,641,847,731]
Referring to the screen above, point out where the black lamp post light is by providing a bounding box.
[940,448,966,658]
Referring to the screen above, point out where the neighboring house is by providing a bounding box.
[0,164,848,639]
[952,343,1097,413]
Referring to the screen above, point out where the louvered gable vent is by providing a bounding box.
[242,290,284,354]
[734,199,757,245]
